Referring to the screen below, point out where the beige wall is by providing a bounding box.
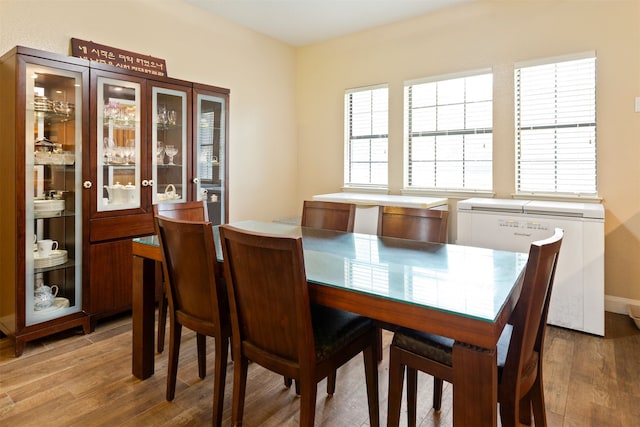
[296,0,640,304]
[3,0,640,305]
[0,0,299,223]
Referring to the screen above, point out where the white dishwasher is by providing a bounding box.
[457,198,605,336]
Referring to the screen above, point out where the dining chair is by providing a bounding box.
[386,228,563,427]
[301,200,356,232]
[155,215,231,427]
[377,206,449,243]
[219,224,380,427]
[154,201,209,353]
[301,199,382,378]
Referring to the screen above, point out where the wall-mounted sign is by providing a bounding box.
[71,38,167,77]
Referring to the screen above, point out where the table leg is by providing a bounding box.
[452,342,498,427]
[132,255,157,380]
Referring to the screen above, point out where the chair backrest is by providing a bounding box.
[219,224,315,374]
[377,206,449,243]
[154,200,209,222]
[155,216,228,334]
[501,228,563,398]
[301,200,356,232]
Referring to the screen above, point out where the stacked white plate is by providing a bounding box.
[34,249,68,269]
[33,297,70,315]
[34,199,65,218]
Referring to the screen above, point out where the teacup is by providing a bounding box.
[37,239,58,258]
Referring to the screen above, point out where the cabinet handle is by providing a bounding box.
[192,178,199,184]
[142,180,153,187]
[83,181,92,189]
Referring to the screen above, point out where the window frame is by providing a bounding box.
[514,52,597,197]
[344,84,389,189]
[403,69,494,193]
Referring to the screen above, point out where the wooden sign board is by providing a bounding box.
[71,38,167,77]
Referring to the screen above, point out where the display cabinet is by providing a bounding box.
[194,84,228,225]
[0,47,91,356]
[86,65,228,323]
[0,46,230,346]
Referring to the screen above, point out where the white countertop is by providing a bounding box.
[313,192,448,208]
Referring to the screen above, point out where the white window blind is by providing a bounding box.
[405,71,493,191]
[344,85,388,187]
[515,54,596,195]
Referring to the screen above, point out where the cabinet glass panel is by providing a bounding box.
[96,77,141,211]
[25,63,83,325]
[152,86,187,204]
[196,94,226,225]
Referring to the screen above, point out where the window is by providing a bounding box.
[405,71,493,191]
[515,53,596,195]
[344,85,388,187]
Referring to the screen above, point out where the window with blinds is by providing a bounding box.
[515,54,596,195]
[344,85,388,187]
[405,71,493,191]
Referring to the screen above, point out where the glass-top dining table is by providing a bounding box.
[132,220,528,427]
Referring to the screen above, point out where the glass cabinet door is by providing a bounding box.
[96,76,141,212]
[152,85,187,204]
[195,92,226,225]
[25,62,83,325]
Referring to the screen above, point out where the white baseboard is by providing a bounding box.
[605,295,640,315]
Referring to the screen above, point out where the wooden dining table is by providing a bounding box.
[131,220,528,427]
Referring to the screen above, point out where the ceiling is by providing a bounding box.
[185,0,474,47]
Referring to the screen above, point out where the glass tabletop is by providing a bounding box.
[136,220,528,323]
[217,221,528,323]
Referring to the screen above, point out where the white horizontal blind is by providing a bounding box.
[344,85,388,187]
[515,55,596,195]
[405,72,493,191]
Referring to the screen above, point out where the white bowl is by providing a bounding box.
[627,304,640,330]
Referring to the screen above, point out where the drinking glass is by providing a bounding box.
[156,141,165,165]
[165,144,178,165]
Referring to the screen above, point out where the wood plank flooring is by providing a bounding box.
[1,311,639,426]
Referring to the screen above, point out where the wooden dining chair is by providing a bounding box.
[154,201,209,353]
[386,228,563,427]
[301,199,382,376]
[219,225,380,427]
[377,206,449,243]
[155,215,231,427]
[301,200,356,232]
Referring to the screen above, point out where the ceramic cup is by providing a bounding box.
[37,239,58,258]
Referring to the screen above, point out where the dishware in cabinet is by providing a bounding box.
[151,82,190,205]
[0,47,90,356]
[194,84,229,225]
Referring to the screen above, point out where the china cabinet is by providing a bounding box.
[0,47,91,356]
[0,46,229,353]
[87,64,229,323]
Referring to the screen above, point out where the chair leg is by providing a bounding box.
[298,377,318,427]
[433,377,444,410]
[406,367,418,427]
[284,376,293,388]
[376,327,383,363]
[519,395,532,426]
[212,335,229,427]
[363,343,380,427]
[157,294,167,353]
[166,322,182,401]
[327,370,337,395]
[197,333,206,379]
[530,374,547,427]
[156,261,167,353]
[231,356,249,427]
[387,346,405,427]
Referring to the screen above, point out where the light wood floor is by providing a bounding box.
[1,311,639,426]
